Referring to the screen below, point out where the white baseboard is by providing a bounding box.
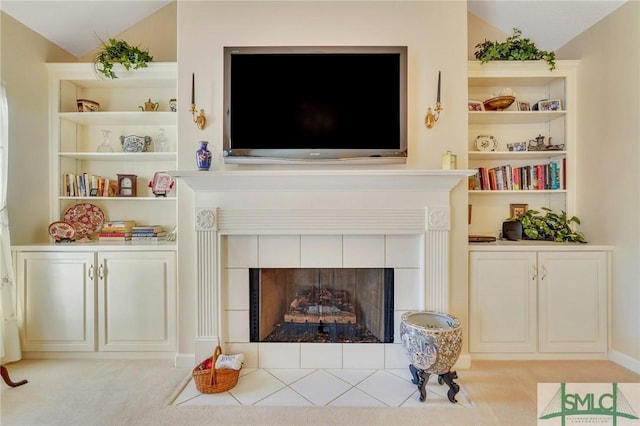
[609,349,640,374]
[174,353,196,368]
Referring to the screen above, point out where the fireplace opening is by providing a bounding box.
[249,268,394,343]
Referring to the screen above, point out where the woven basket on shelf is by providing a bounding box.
[192,346,241,394]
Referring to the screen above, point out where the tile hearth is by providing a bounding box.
[173,368,473,408]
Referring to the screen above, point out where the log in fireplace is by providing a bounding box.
[249,268,394,343]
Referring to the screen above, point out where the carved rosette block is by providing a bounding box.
[195,209,216,230]
[426,206,450,231]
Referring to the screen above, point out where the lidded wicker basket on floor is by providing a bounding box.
[192,346,241,393]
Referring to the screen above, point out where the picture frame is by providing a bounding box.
[537,99,562,111]
[517,101,531,111]
[510,203,528,219]
[468,100,484,111]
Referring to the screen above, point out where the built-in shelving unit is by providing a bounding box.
[47,62,178,234]
[467,60,578,237]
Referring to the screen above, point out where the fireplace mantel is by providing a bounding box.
[170,169,473,192]
[172,168,473,366]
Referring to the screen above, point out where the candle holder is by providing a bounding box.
[425,71,443,129]
[425,102,443,129]
[190,73,206,130]
[190,103,206,130]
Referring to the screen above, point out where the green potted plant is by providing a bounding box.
[506,207,587,243]
[94,38,153,79]
[474,28,556,71]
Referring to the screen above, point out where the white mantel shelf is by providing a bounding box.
[170,169,474,192]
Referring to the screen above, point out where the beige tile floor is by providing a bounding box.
[173,367,473,408]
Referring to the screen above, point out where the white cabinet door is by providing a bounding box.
[17,251,95,351]
[538,251,607,352]
[97,251,176,351]
[469,251,537,352]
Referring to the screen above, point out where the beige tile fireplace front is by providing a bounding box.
[221,234,423,369]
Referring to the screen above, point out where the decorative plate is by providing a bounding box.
[62,203,105,237]
[120,135,152,153]
[474,135,498,152]
[48,221,76,241]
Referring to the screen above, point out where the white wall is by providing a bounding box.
[0,12,75,244]
[175,1,469,357]
[557,1,640,372]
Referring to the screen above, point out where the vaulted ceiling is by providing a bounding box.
[0,1,628,58]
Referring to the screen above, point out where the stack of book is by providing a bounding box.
[99,220,135,241]
[471,159,565,191]
[131,225,167,242]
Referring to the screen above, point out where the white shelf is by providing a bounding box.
[468,75,565,87]
[468,151,567,161]
[469,189,567,194]
[59,111,177,126]
[59,152,176,162]
[58,196,176,201]
[469,111,565,125]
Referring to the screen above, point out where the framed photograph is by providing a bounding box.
[517,101,531,111]
[510,203,528,219]
[468,100,484,111]
[537,99,562,111]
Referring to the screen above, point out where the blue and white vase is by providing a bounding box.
[196,141,212,171]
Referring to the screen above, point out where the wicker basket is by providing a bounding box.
[192,346,241,393]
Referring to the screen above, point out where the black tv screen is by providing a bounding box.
[223,46,407,164]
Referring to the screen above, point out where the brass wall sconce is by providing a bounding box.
[425,71,443,129]
[190,73,206,130]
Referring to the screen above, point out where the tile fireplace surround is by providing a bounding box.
[173,170,471,369]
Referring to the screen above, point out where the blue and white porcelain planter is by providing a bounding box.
[400,311,462,402]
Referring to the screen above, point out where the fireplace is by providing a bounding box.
[171,169,471,369]
[250,268,394,343]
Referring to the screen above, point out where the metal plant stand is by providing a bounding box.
[409,364,460,403]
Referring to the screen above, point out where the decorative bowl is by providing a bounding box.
[76,99,100,112]
[483,95,516,111]
[400,311,462,374]
[120,135,152,152]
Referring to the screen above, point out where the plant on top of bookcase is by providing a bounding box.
[507,207,586,243]
[94,38,153,79]
[474,28,556,71]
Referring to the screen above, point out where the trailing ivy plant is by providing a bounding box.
[474,28,556,71]
[508,207,586,243]
[94,38,153,79]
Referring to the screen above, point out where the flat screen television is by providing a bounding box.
[223,46,407,164]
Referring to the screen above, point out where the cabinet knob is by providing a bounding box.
[532,265,537,280]
[98,264,104,280]
[540,265,547,280]
[88,265,94,280]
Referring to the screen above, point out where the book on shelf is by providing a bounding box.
[62,173,122,197]
[131,235,167,241]
[473,159,565,191]
[132,225,165,233]
[98,235,132,241]
[102,220,136,232]
[99,231,133,237]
